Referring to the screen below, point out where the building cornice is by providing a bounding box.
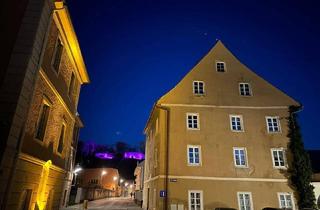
[53,1,90,84]
[19,153,66,173]
[144,175,288,184]
[159,103,289,110]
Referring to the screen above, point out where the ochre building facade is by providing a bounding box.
[143,41,299,210]
[0,0,89,209]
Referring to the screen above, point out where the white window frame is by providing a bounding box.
[187,145,201,166]
[188,190,203,210]
[239,83,252,96]
[265,116,281,133]
[229,115,244,132]
[237,192,253,210]
[186,113,200,130]
[278,192,294,210]
[271,148,287,169]
[193,81,205,95]
[216,61,226,72]
[233,147,248,168]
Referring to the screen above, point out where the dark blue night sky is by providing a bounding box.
[68,0,320,149]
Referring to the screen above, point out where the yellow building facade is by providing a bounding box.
[0,0,89,209]
[143,41,299,210]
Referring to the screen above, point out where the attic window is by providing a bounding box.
[216,62,225,72]
[193,81,205,95]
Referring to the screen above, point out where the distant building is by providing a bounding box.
[143,41,300,210]
[134,161,145,205]
[0,0,89,209]
[308,150,320,208]
[77,168,119,200]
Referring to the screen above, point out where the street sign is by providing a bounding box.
[169,178,177,182]
[160,190,166,197]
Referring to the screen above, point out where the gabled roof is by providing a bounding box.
[144,40,299,132]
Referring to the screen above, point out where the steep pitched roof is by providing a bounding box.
[157,40,299,107]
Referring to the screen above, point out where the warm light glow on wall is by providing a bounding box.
[36,160,52,210]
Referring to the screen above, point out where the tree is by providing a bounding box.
[287,105,316,209]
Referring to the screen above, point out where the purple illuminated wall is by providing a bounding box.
[95,152,114,159]
[124,152,145,160]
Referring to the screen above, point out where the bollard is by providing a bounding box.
[83,200,88,210]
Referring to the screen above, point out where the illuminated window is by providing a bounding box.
[239,83,252,96]
[238,192,253,210]
[278,193,293,209]
[193,81,205,95]
[188,191,203,210]
[233,148,247,167]
[36,102,50,141]
[52,37,63,73]
[271,149,286,168]
[216,62,225,72]
[187,145,201,166]
[68,72,75,97]
[266,116,281,133]
[57,123,66,153]
[230,115,244,132]
[187,113,200,130]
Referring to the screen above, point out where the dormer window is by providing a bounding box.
[216,62,225,72]
[239,83,252,96]
[193,81,205,95]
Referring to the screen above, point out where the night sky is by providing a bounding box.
[67,0,320,149]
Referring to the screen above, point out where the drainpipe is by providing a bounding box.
[155,104,170,210]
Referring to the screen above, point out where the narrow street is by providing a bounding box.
[63,197,143,210]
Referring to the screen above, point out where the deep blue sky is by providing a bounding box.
[68,0,320,149]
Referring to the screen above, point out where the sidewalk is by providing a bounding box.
[61,197,143,210]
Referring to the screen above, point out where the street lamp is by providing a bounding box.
[120,179,124,184]
[73,165,82,186]
[101,170,107,187]
[125,182,128,187]
[113,176,118,181]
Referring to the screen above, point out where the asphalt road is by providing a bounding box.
[63,197,143,210]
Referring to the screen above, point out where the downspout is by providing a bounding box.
[155,104,170,210]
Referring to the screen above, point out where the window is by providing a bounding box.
[278,193,293,209]
[193,81,205,95]
[188,191,203,210]
[68,72,75,96]
[187,145,201,166]
[238,192,253,210]
[233,148,247,167]
[57,123,66,153]
[271,149,286,168]
[187,113,200,130]
[20,189,32,210]
[35,102,50,141]
[154,148,158,168]
[266,116,281,133]
[216,62,225,72]
[239,83,252,96]
[52,37,63,72]
[230,115,244,132]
